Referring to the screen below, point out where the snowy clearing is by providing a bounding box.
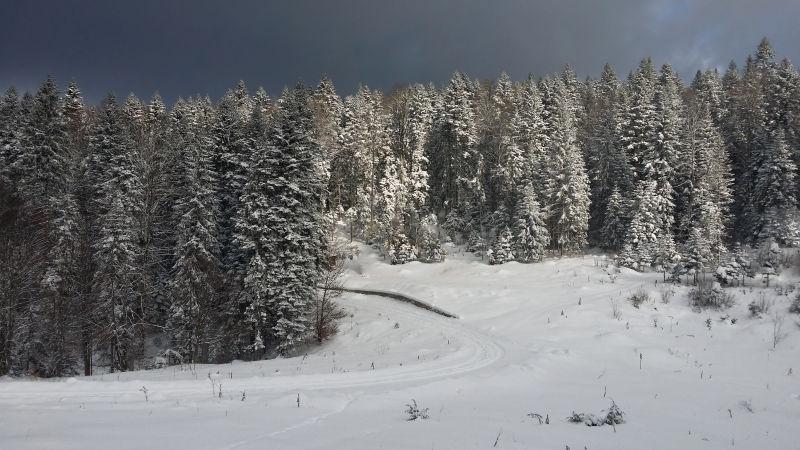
[2,246,799,449]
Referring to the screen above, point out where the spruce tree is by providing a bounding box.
[0,87,22,183]
[488,226,514,265]
[416,213,445,263]
[511,186,550,262]
[754,129,799,244]
[335,87,392,239]
[235,85,325,356]
[543,78,590,254]
[600,187,628,251]
[620,180,662,270]
[85,94,144,372]
[428,72,480,226]
[168,100,222,363]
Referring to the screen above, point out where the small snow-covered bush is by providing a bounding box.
[567,412,604,426]
[404,399,429,421]
[689,281,735,310]
[567,401,625,427]
[658,286,674,304]
[628,288,651,309]
[389,233,416,265]
[604,401,625,425]
[748,294,772,318]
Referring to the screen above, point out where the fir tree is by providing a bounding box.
[94,191,141,372]
[754,129,799,244]
[168,101,222,363]
[235,85,325,356]
[620,180,661,270]
[310,77,343,198]
[429,72,480,222]
[335,87,392,239]
[0,87,23,183]
[543,78,591,254]
[600,187,628,251]
[416,213,445,263]
[17,76,69,205]
[511,186,550,262]
[83,94,145,371]
[488,226,514,265]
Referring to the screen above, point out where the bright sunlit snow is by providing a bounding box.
[2,244,798,450]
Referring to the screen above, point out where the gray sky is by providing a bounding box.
[1,0,798,103]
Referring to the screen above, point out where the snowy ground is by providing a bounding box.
[2,245,799,449]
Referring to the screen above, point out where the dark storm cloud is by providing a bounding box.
[1,0,798,103]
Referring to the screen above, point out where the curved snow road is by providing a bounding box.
[0,289,505,401]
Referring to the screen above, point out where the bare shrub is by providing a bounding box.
[771,312,788,349]
[659,286,675,304]
[628,288,651,309]
[405,399,430,421]
[314,221,351,343]
[748,293,772,318]
[610,299,622,320]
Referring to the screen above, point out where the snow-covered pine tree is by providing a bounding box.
[38,155,82,377]
[679,103,733,264]
[168,99,222,364]
[561,64,583,120]
[137,93,173,319]
[235,85,325,356]
[600,186,628,251]
[583,64,630,245]
[0,87,23,183]
[212,81,253,300]
[416,213,445,263]
[483,72,522,214]
[376,153,410,253]
[466,228,486,256]
[619,59,659,182]
[15,78,86,376]
[335,86,392,240]
[516,76,548,203]
[651,64,682,240]
[86,94,145,372]
[428,72,480,225]
[94,191,141,372]
[62,81,87,158]
[620,180,661,270]
[251,87,275,122]
[683,221,711,284]
[61,81,97,375]
[403,84,436,216]
[754,128,799,245]
[17,76,69,206]
[488,226,514,265]
[542,77,590,254]
[310,77,343,202]
[389,232,416,265]
[511,185,550,262]
[769,60,800,157]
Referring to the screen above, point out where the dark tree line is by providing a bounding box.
[1,38,799,376]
